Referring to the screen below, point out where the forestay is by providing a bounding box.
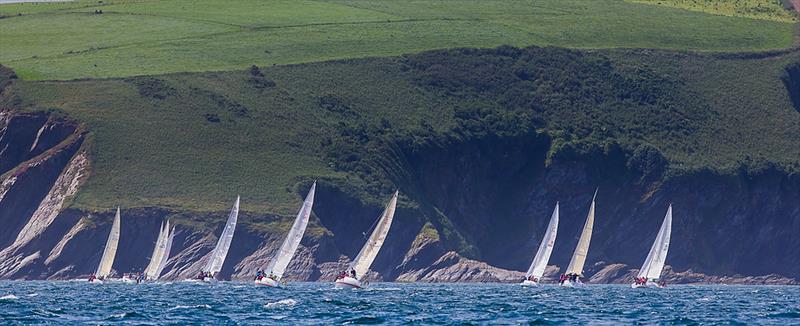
[265,182,316,279]
[95,207,121,278]
[526,203,559,280]
[349,191,399,279]
[638,205,673,280]
[566,190,597,276]
[204,196,240,275]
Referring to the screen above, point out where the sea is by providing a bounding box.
[0,281,798,325]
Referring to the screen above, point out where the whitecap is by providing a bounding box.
[0,294,18,300]
[27,293,38,297]
[264,299,297,309]
[109,313,126,319]
[169,304,211,311]
[233,285,246,289]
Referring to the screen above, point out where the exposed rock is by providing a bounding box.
[585,262,800,285]
[399,251,524,283]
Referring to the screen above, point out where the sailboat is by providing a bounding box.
[255,182,316,287]
[89,207,121,283]
[521,202,559,286]
[335,191,399,289]
[155,225,176,280]
[143,220,175,281]
[632,204,672,289]
[560,190,596,287]
[195,196,240,282]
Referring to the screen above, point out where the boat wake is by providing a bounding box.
[265,299,297,309]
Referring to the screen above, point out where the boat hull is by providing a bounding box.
[520,280,538,286]
[560,279,584,288]
[254,278,280,287]
[631,281,663,289]
[335,277,362,289]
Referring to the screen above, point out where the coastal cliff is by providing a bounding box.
[0,45,798,284]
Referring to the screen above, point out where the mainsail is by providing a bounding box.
[349,191,398,279]
[265,182,316,279]
[526,202,559,280]
[566,190,597,276]
[144,220,169,280]
[95,207,121,278]
[155,226,176,279]
[637,205,672,280]
[203,196,240,275]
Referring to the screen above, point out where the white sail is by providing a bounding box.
[155,226,176,279]
[144,220,168,280]
[526,202,559,279]
[265,182,316,279]
[566,190,596,276]
[349,191,398,280]
[203,196,240,275]
[638,205,672,280]
[95,207,121,278]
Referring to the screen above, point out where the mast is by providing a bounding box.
[566,190,596,276]
[526,202,559,279]
[638,205,672,280]
[349,191,398,279]
[265,182,316,279]
[203,196,240,276]
[95,207,121,278]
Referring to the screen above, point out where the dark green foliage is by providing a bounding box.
[129,77,174,100]
[627,143,668,180]
[247,65,276,89]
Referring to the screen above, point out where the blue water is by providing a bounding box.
[1,282,798,325]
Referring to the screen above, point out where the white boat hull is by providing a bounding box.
[335,277,363,289]
[631,281,663,288]
[520,280,538,286]
[120,277,136,284]
[560,279,584,287]
[254,277,280,287]
[89,279,103,284]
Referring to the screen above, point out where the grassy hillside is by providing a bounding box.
[628,0,797,22]
[6,47,800,215]
[0,0,795,80]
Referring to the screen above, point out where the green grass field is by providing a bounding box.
[1,0,795,80]
[628,0,797,23]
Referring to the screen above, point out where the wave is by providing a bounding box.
[169,304,212,311]
[0,294,18,301]
[366,287,401,292]
[107,312,145,320]
[769,312,800,318]
[27,293,38,297]
[265,299,297,309]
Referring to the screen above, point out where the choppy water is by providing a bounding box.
[1,281,798,324]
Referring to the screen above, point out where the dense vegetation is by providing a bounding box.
[0,0,795,80]
[629,0,797,22]
[7,46,800,217]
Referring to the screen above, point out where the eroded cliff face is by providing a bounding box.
[0,71,797,283]
[1,108,798,284]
